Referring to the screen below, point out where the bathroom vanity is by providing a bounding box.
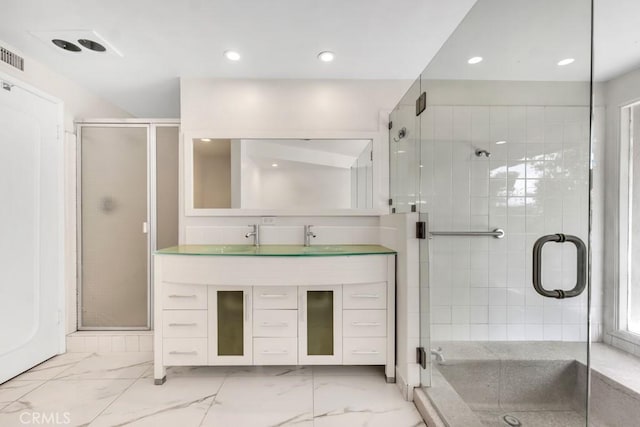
[153,244,396,384]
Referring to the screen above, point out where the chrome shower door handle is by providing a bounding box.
[532,233,587,299]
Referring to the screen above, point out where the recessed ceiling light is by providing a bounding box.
[495,140,507,145]
[200,138,211,142]
[557,58,575,66]
[51,39,81,52]
[78,39,106,52]
[272,163,279,168]
[397,150,406,154]
[317,51,335,62]
[224,50,241,61]
[467,56,483,64]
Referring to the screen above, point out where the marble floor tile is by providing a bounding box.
[0,379,135,427]
[143,365,312,381]
[226,365,312,377]
[313,375,425,427]
[142,365,232,379]
[312,365,385,377]
[90,376,225,427]
[201,376,313,427]
[15,352,92,381]
[0,380,43,410]
[54,352,152,380]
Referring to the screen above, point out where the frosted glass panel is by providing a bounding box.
[156,126,179,250]
[307,291,334,355]
[217,291,244,356]
[81,127,148,328]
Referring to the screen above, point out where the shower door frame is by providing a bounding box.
[76,119,180,331]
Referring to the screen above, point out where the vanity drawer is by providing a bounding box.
[162,310,207,338]
[253,338,297,365]
[162,283,207,309]
[343,283,387,309]
[253,310,297,337]
[343,337,387,365]
[253,286,298,309]
[343,310,386,337]
[163,338,207,365]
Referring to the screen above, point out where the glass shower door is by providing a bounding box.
[407,0,593,425]
[79,126,149,329]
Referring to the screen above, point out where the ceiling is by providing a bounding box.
[422,0,640,82]
[0,0,476,117]
[1,0,639,118]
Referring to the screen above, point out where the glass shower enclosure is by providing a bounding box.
[390,0,593,425]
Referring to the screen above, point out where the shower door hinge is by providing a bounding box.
[416,221,426,239]
[416,347,427,369]
[388,198,393,206]
[416,92,427,116]
[388,121,393,130]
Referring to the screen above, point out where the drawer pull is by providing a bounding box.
[168,294,197,298]
[169,350,198,355]
[259,293,288,298]
[352,350,380,355]
[261,322,288,327]
[352,322,381,327]
[351,294,379,299]
[168,322,197,327]
[261,350,288,355]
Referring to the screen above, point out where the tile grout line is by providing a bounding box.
[84,359,152,426]
[197,370,230,427]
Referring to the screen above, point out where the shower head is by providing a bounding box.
[475,149,491,158]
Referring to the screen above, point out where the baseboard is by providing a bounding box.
[395,366,414,401]
[66,331,153,353]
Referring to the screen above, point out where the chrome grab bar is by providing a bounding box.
[429,228,504,239]
[532,233,587,299]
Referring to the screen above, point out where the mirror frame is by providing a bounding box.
[183,130,388,216]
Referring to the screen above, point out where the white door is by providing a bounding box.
[0,77,63,383]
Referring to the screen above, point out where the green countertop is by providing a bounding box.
[156,244,396,257]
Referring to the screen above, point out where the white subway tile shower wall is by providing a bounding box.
[423,105,595,342]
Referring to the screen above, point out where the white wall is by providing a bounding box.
[0,40,133,335]
[180,78,411,243]
[602,67,640,353]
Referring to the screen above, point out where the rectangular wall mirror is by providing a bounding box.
[189,138,375,212]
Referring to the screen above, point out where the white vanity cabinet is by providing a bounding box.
[153,248,395,384]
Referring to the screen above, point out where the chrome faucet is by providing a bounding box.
[304,225,316,247]
[431,347,445,363]
[245,224,260,246]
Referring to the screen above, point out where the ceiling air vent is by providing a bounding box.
[0,46,24,71]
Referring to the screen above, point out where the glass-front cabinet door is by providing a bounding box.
[298,286,342,364]
[208,287,252,365]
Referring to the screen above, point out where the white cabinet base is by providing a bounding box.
[154,254,396,384]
